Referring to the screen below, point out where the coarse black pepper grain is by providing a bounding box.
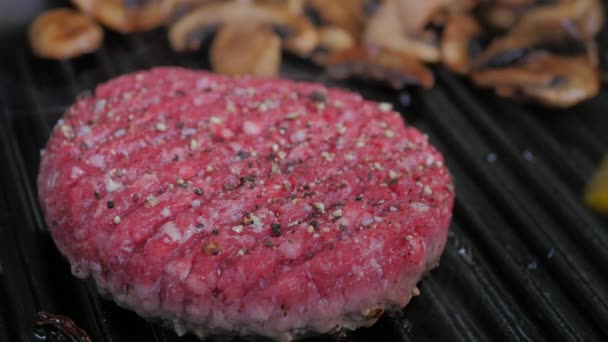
[271,223,282,237]
[237,151,250,159]
[309,91,327,103]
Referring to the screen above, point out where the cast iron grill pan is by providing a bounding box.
[0,27,607,342]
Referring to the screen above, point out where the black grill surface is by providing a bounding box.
[1,20,608,342]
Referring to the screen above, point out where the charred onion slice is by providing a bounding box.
[211,22,281,77]
[324,45,434,89]
[471,53,599,108]
[364,0,450,62]
[29,8,103,59]
[72,0,171,33]
[441,13,481,74]
[169,1,318,56]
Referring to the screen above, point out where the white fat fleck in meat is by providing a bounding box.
[338,217,349,226]
[89,154,106,168]
[182,225,196,243]
[290,130,307,143]
[196,78,213,90]
[410,202,430,212]
[361,213,374,226]
[167,258,194,281]
[181,128,197,136]
[243,121,262,136]
[70,262,90,278]
[161,208,171,217]
[70,166,86,180]
[191,200,201,208]
[94,99,106,112]
[250,210,269,233]
[105,176,123,192]
[193,97,206,106]
[78,125,92,137]
[60,125,74,138]
[90,263,102,273]
[230,165,243,174]
[279,239,303,259]
[160,221,182,241]
[343,110,355,121]
[114,128,126,137]
[209,116,223,124]
[378,102,393,112]
[313,202,325,214]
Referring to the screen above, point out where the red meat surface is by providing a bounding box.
[38,67,454,341]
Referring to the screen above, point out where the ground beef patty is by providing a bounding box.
[38,67,454,341]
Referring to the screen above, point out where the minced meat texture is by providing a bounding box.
[38,67,454,341]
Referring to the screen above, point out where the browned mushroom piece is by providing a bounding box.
[474,0,603,68]
[430,0,478,26]
[166,0,218,22]
[168,1,318,57]
[475,0,537,30]
[303,0,377,37]
[72,0,172,33]
[364,0,453,63]
[256,0,304,14]
[210,22,281,77]
[471,52,600,108]
[310,25,356,63]
[323,45,435,89]
[29,8,104,59]
[515,0,604,39]
[474,0,604,69]
[441,13,482,74]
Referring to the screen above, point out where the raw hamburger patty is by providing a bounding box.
[38,67,454,341]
